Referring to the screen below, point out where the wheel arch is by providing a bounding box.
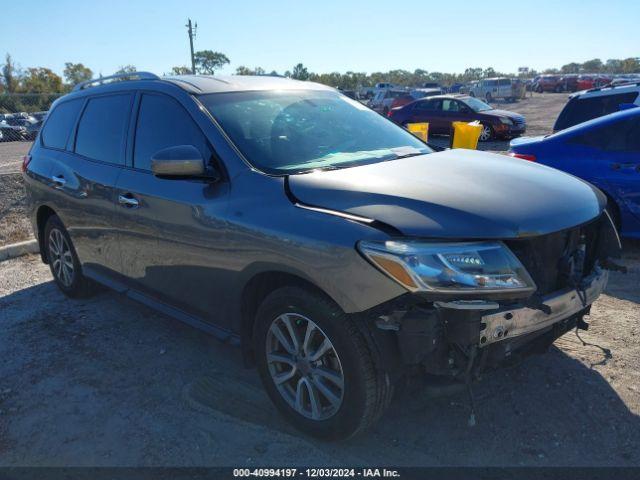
[36,204,58,263]
[238,269,338,367]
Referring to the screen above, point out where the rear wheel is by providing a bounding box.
[485,92,493,102]
[254,286,392,440]
[44,215,96,298]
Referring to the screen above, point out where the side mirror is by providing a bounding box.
[151,145,206,179]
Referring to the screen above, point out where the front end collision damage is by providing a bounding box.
[353,211,623,389]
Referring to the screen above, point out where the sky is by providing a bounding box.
[2,0,639,78]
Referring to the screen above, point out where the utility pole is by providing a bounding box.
[186,19,197,74]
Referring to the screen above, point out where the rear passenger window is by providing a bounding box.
[133,94,211,171]
[75,94,132,165]
[40,99,83,149]
[554,92,638,131]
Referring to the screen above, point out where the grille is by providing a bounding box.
[505,215,602,296]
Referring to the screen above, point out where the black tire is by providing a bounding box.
[254,286,392,440]
[485,92,493,102]
[44,215,96,298]
[469,91,476,97]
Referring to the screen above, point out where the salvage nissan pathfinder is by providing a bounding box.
[23,73,622,439]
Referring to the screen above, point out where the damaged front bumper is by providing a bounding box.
[478,267,608,347]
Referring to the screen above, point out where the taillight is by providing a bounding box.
[508,152,536,162]
[387,109,394,117]
[21,154,32,173]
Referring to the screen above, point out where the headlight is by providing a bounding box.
[499,117,514,125]
[358,240,536,294]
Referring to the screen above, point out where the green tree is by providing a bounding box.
[581,58,603,73]
[115,65,137,75]
[561,62,581,74]
[291,63,309,81]
[194,51,230,75]
[170,66,192,75]
[63,62,93,86]
[20,68,64,93]
[620,57,640,73]
[1,53,19,93]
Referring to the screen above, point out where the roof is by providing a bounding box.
[162,75,334,94]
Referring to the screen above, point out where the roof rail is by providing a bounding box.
[585,80,640,94]
[72,71,160,92]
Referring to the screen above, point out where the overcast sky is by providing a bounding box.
[3,0,639,77]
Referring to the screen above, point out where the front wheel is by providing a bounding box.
[479,124,493,142]
[485,92,493,103]
[254,286,392,440]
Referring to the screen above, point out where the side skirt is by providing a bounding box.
[83,266,241,346]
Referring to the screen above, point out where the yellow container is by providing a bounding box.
[451,121,483,150]
[406,122,429,142]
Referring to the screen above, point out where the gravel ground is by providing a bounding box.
[0,93,638,466]
[0,173,31,244]
[0,141,30,175]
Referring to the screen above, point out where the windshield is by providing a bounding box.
[464,97,493,112]
[199,90,432,174]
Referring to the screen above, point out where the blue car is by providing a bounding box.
[509,107,640,239]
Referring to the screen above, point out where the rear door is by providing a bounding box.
[407,99,444,132]
[115,91,231,325]
[48,93,133,275]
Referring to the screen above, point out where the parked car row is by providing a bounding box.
[531,73,640,93]
[0,111,46,142]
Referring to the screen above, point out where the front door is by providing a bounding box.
[115,92,231,326]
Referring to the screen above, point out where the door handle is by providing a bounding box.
[118,193,139,208]
[51,175,66,188]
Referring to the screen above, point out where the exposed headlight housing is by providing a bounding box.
[358,240,536,295]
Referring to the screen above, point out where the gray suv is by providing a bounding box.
[23,72,621,439]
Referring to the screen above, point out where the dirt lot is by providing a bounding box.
[0,93,639,467]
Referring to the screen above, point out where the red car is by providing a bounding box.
[535,75,562,92]
[576,75,612,91]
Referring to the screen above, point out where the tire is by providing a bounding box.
[485,92,493,102]
[469,91,476,97]
[254,286,392,440]
[479,123,493,142]
[44,215,96,298]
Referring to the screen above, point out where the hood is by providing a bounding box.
[288,149,604,239]
[486,109,524,121]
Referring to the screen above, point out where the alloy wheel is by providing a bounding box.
[265,313,344,420]
[48,228,74,287]
[480,125,492,141]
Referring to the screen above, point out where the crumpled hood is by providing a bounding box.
[288,149,605,239]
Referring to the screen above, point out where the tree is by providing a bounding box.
[561,62,581,74]
[581,58,603,73]
[20,68,64,93]
[171,66,192,75]
[115,65,137,75]
[63,62,93,86]
[194,51,230,75]
[235,66,266,76]
[1,53,19,93]
[620,57,640,73]
[291,63,309,81]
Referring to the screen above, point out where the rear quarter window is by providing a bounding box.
[40,99,83,149]
[74,94,132,165]
[568,116,640,152]
[554,92,639,131]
